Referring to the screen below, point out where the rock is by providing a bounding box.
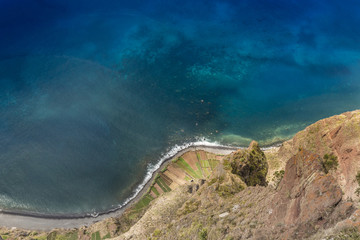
[278,110,360,200]
[271,149,353,239]
[232,204,239,212]
[219,212,229,218]
[230,141,269,186]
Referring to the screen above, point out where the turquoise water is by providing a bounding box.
[0,0,360,215]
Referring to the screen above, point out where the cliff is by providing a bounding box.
[2,110,360,239]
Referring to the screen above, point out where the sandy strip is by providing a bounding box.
[0,145,238,231]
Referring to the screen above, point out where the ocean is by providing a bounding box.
[0,0,360,215]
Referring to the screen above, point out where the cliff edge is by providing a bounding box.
[2,110,360,240]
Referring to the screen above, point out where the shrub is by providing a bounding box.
[272,170,285,189]
[355,188,360,197]
[153,229,161,237]
[322,153,338,173]
[199,228,208,240]
[356,171,360,185]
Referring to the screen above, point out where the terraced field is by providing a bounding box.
[128,150,224,214]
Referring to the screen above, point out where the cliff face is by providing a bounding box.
[278,110,360,200]
[269,149,353,239]
[2,110,360,240]
[116,150,354,240]
[113,111,360,240]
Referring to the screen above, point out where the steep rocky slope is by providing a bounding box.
[278,110,360,201]
[115,146,355,239]
[2,110,360,240]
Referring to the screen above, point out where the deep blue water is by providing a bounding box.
[0,0,360,215]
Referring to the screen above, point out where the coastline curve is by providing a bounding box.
[0,142,240,230]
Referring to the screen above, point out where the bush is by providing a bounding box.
[355,188,360,197]
[199,228,208,240]
[356,171,360,185]
[322,153,338,173]
[272,170,285,189]
[326,227,360,240]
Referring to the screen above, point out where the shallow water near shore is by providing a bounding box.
[1,0,360,215]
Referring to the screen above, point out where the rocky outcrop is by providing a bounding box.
[278,110,360,200]
[269,149,354,239]
[229,141,268,186]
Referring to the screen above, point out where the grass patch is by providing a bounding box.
[91,231,101,240]
[199,228,208,240]
[202,166,210,177]
[47,231,78,240]
[133,194,153,211]
[158,177,171,191]
[196,162,204,178]
[326,226,360,240]
[156,178,169,192]
[151,186,160,196]
[176,157,201,179]
[102,233,111,239]
[200,159,210,168]
[272,170,285,189]
[208,159,219,170]
[322,153,339,173]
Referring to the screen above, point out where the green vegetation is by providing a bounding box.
[272,170,285,189]
[178,199,201,216]
[326,227,360,240]
[156,177,171,192]
[196,162,204,178]
[102,233,111,239]
[196,152,201,161]
[91,231,101,240]
[199,228,208,240]
[230,142,268,186]
[185,175,192,181]
[208,159,218,170]
[151,186,160,196]
[153,229,162,237]
[356,171,360,184]
[46,231,78,240]
[322,153,339,173]
[133,194,153,212]
[216,183,244,198]
[355,171,360,197]
[176,157,201,179]
[355,188,360,197]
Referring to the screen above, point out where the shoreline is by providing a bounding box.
[0,143,281,230]
[0,145,240,230]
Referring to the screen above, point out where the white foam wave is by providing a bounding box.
[114,137,235,210]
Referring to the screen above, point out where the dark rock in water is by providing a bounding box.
[229,141,268,186]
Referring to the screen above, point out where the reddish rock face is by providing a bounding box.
[278,110,360,200]
[271,149,350,239]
